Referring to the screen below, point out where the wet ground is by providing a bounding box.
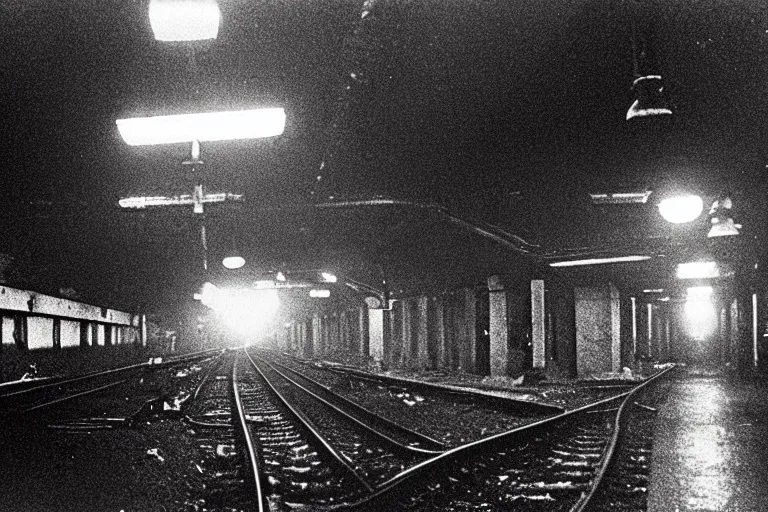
[648,372,768,511]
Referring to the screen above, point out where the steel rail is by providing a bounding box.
[21,379,128,414]
[335,365,677,509]
[1,349,223,402]
[324,365,565,415]
[231,352,268,512]
[568,365,676,512]
[242,349,374,493]
[263,357,446,453]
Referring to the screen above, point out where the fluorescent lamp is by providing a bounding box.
[116,108,286,146]
[589,191,652,205]
[658,195,704,224]
[310,289,331,298]
[643,289,664,293]
[149,0,220,42]
[321,272,337,283]
[549,255,651,267]
[118,192,243,209]
[676,261,719,279]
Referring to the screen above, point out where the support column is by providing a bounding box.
[400,300,412,367]
[358,307,369,358]
[462,288,478,373]
[388,301,403,367]
[312,315,321,358]
[531,280,546,369]
[368,308,384,362]
[429,296,446,370]
[488,276,509,377]
[575,283,622,377]
[416,296,429,369]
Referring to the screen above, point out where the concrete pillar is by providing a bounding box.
[531,280,546,369]
[575,283,622,376]
[416,296,429,368]
[388,301,403,367]
[462,288,478,373]
[428,296,446,369]
[368,308,384,362]
[401,300,413,367]
[554,289,576,377]
[610,284,621,372]
[358,307,369,358]
[488,276,509,377]
[312,315,321,358]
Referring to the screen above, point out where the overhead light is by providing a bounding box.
[626,75,673,120]
[309,289,331,298]
[118,192,243,209]
[222,254,245,270]
[643,289,664,293]
[321,272,337,283]
[658,195,703,224]
[276,272,286,282]
[549,255,651,267]
[116,108,286,146]
[589,191,652,205]
[676,261,719,279]
[149,0,220,42]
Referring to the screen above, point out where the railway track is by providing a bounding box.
[338,365,676,511]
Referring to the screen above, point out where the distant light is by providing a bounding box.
[658,296,671,302]
[684,285,716,339]
[310,289,331,298]
[658,195,704,224]
[687,286,713,301]
[589,191,652,205]
[643,289,664,294]
[321,272,337,283]
[549,255,651,267]
[677,261,719,280]
[276,272,286,282]
[149,0,220,42]
[116,108,286,146]
[222,255,245,270]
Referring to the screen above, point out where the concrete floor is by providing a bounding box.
[648,372,768,511]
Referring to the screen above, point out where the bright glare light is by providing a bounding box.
[321,272,337,283]
[254,280,276,289]
[549,255,651,267]
[196,283,279,334]
[116,108,286,146]
[658,195,704,224]
[276,272,286,282]
[677,261,720,280]
[149,0,220,42]
[684,286,717,339]
[222,255,245,270]
[309,289,331,298]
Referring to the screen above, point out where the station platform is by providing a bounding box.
[648,370,768,511]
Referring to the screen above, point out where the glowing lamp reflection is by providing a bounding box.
[658,195,704,224]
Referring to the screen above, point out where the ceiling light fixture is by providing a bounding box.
[589,191,652,205]
[676,261,719,279]
[549,255,651,267]
[658,195,704,224]
[149,0,221,42]
[116,108,286,146]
